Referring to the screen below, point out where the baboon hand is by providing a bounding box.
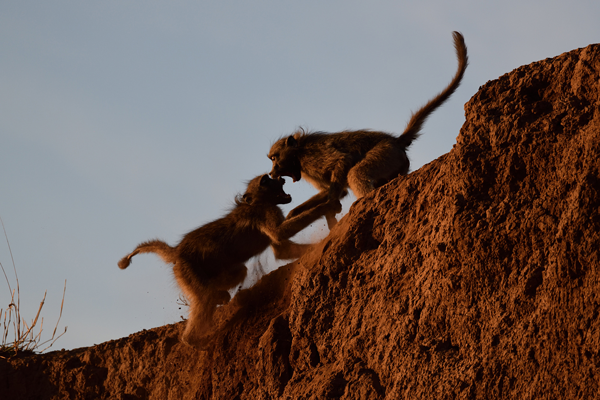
[326,198,342,215]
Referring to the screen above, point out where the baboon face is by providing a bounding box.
[243,174,292,205]
[268,136,302,183]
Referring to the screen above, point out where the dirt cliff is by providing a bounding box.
[2,42,600,399]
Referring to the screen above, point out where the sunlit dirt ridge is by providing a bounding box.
[2,42,600,399]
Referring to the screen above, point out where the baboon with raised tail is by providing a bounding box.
[268,31,468,228]
[118,174,338,347]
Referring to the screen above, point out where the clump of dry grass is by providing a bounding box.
[0,217,67,358]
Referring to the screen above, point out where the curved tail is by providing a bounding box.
[118,239,177,269]
[398,31,468,148]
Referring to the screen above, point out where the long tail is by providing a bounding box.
[118,239,178,269]
[398,31,468,148]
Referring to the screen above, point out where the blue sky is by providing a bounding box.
[1,1,598,350]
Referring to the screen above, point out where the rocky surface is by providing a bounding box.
[2,43,600,399]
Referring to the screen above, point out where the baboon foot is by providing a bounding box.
[181,320,213,349]
[180,332,212,350]
[326,213,338,229]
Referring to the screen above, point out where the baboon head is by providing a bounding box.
[242,174,292,205]
[268,135,302,182]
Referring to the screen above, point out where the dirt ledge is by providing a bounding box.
[3,42,600,400]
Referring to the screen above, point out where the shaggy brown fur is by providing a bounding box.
[268,32,468,228]
[118,174,337,347]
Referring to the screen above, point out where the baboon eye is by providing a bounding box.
[270,154,278,161]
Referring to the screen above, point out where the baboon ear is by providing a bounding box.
[242,193,253,204]
[285,135,298,147]
[259,174,271,186]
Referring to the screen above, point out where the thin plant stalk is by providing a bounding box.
[0,216,68,358]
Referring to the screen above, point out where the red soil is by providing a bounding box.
[2,42,600,399]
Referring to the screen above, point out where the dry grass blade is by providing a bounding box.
[0,216,68,358]
[40,280,68,353]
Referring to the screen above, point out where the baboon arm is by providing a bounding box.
[271,240,311,260]
[262,200,333,243]
[277,200,333,239]
[286,191,329,219]
[327,153,354,199]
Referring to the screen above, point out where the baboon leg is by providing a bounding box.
[347,143,408,198]
[179,289,212,347]
[173,263,214,346]
[210,263,247,292]
[186,263,247,347]
[180,286,231,347]
[177,263,247,348]
[272,240,312,260]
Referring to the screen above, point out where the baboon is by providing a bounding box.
[118,174,338,347]
[268,31,468,228]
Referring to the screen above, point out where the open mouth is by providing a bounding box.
[275,177,292,203]
[277,190,292,204]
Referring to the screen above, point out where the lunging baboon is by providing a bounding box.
[118,174,338,347]
[268,31,468,228]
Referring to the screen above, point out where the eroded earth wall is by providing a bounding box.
[2,43,600,400]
